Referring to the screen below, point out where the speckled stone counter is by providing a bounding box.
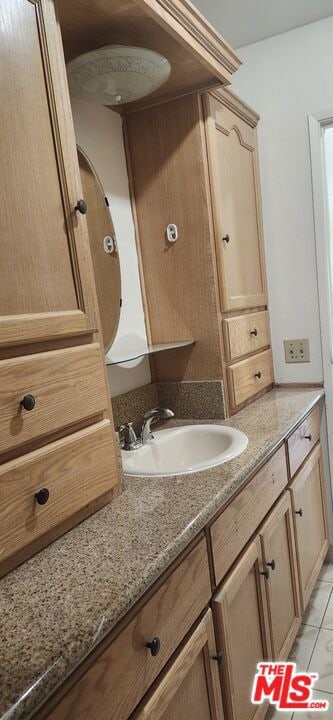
[0,388,324,720]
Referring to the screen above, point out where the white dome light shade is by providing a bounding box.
[67,45,171,106]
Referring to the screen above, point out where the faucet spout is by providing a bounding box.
[141,407,174,444]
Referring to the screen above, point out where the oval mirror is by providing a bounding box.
[77,146,121,353]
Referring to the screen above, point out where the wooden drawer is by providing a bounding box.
[223,311,270,362]
[211,444,288,585]
[0,420,116,572]
[227,348,274,408]
[287,405,320,478]
[45,538,211,720]
[0,344,107,455]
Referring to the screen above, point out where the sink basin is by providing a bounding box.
[121,424,248,477]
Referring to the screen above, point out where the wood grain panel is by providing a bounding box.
[259,493,301,660]
[45,538,211,720]
[125,94,224,381]
[56,0,240,110]
[0,0,100,346]
[287,405,320,478]
[223,311,270,362]
[204,93,267,312]
[227,349,274,409]
[0,344,107,454]
[211,445,288,585]
[133,611,224,720]
[212,538,270,720]
[0,421,117,571]
[290,444,329,611]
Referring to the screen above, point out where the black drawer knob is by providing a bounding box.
[295,508,303,517]
[251,329,258,337]
[260,568,270,580]
[146,637,161,657]
[212,652,223,665]
[21,394,36,411]
[304,434,312,442]
[222,234,230,243]
[255,371,262,379]
[75,199,87,215]
[35,488,50,506]
[267,560,276,571]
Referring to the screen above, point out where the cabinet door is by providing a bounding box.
[0,0,97,347]
[290,443,329,611]
[259,493,301,660]
[212,537,270,720]
[205,94,267,311]
[133,610,224,720]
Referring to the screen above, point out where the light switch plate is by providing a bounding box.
[284,339,310,363]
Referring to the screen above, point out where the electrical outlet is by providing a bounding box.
[284,339,310,363]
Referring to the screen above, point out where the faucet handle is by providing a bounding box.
[117,422,139,450]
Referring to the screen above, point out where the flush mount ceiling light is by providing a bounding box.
[67,45,171,106]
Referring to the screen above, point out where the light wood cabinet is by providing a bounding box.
[126,88,273,413]
[42,538,211,720]
[212,537,270,720]
[133,611,224,720]
[0,0,98,346]
[0,0,121,576]
[287,405,320,478]
[259,493,301,660]
[211,444,288,585]
[227,349,274,409]
[290,443,329,611]
[205,93,267,312]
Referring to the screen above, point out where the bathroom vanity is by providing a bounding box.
[0,2,331,720]
[0,389,328,720]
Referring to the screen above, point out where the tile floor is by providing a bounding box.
[268,563,333,719]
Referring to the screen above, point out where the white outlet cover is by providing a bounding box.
[284,339,310,363]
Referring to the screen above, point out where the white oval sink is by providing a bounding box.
[121,424,248,478]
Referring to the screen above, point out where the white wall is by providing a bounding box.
[71,98,151,396]
[231,17,333,383]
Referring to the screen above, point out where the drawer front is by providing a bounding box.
[211,445,288,585]
[0,421,116,568]
[46,538,211,720]
[287,405,320,478]
[227,348,274,408]
[0,344,107,454]
[223,311,270,362]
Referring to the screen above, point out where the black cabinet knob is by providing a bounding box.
[255,371,262,379]
[222,234,230,243]
[251,329,258,337]
[21,394,36,411]
[35,488,50,506]
[267,560,276,571]
[146,637,161,657]
[75,199,87,215]
[212,652,223,665]
[295,508,303,517]
[260,568,270,580]
[304,434,312,442]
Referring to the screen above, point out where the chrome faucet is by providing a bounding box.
[117,422,142,451]
[140,407,174,444]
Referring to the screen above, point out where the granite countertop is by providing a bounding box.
[0,387,324,720]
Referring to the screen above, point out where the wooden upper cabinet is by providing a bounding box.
[205,90,267,312]
[0,0,97,347]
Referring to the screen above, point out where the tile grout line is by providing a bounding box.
[305,585,333,673]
